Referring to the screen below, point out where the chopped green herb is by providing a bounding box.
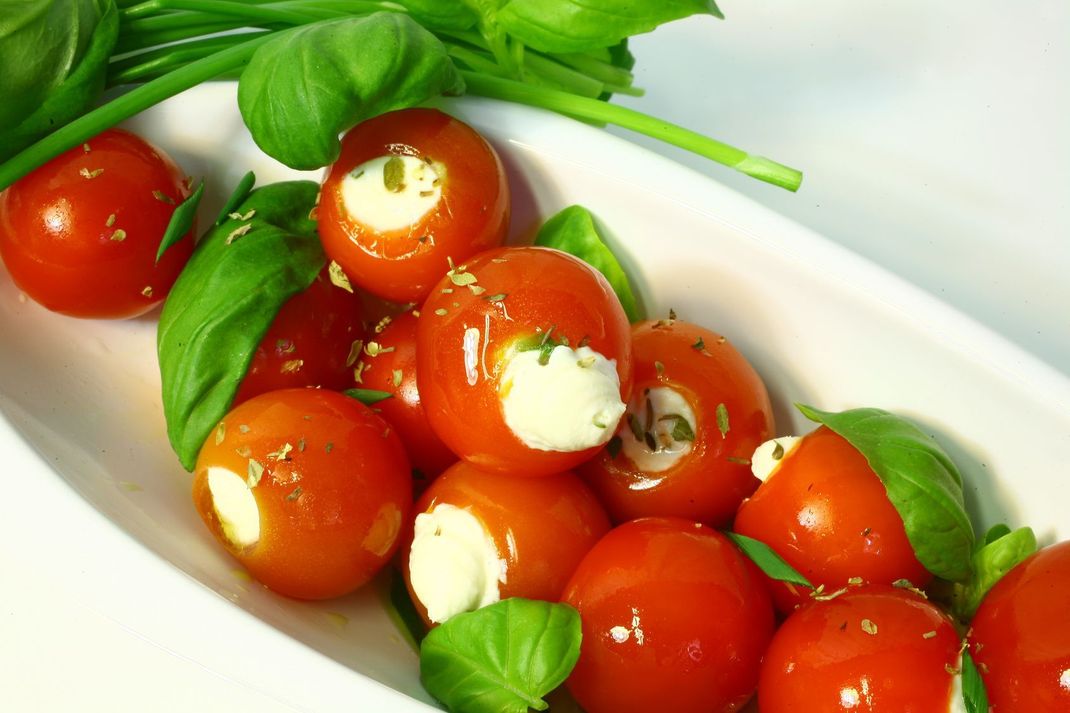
[659,414,696,442]
[654,360,665,376]
[860,619,878,635]
[297,438,306,452]
[484,293,507,302]
[214,422,226,445]
[383,156,406,192]
[726,456,751,465]
[716,403,730,438]
[328,260,354,293]
[772,441,785,460]
[246,459,264,487]
[153,190,175,205]
[392,369,403,387]
[692,337,705,350]
[286,486,303,501]
[628,413,645,442]
[606,435,623,460]
[346,339,364,367]
[110,229,126,242]
[325,442,334,454]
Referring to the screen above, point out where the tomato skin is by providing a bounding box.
[317,108,509,303]
[416,246,633,477]
[401,461,611,627]
[757,585,960,713]
[355,310,456,486]
[562,518,775,713]
[231,268,365,406]
[0,128,194,318]
[580,319,774,527]
[192,389,411,600]
[733,426,930,614]
[968,540,1070,711]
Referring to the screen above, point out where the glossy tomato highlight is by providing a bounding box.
[317,108,509,303]
[563,518,775,713]
[417,246,633,477]
[581,317,774,527]
[0,128,194,318]
[192,389,411,600]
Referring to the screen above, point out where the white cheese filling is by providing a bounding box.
[409,504,505,624]
[499,344,625,452]
[206,466,260,549]
[620,386,697,473]
[339,154,441,233]
[750,436,803,482]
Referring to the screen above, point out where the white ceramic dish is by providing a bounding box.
[1,83,1068,711]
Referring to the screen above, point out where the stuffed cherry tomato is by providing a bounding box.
[580,317,774,527]
[401,460,610,627]
[734,426,930,614]
[563,518,775,713]
[968,540,1070,711]
[417,246,633,477]
[353,310,456,485]
[192,389,411,600]
[317,108,509,303]
[758,585,961,712]
[232,267,365,406]
[0,128,194,318]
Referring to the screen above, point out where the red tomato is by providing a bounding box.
[758,585,960,712]
[968,540,1070,711]
[0,128,194,318]
[317,108,509,303]
[580,318,774,527]
[400,461,610,627]
[231,267,365,406]
[416,246,633,477]
[734,426,930,614]
[191,389,411,600]
[352,310,456,486]
[563,518,775,713]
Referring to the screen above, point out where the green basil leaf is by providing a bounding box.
[953,525,1036,619]
[237,13,465,170]
[961,650,989,713]
[983,523,1011,546]
[497,0,722,54]
[383,569,426,651]
[156,177,203,262]
[796,404,975,582]
[534,205,643,322]
[158,181,324,470]
[215,171,256,226]
[420,598,581,713]
[0,0,118,162]
[343,388,394,406]
[393,0,478,30]
[724,531,813,589]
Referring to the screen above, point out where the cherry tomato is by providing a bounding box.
[317,108,509,303]
[417,246,633,477]
[968,540,1070,711]
[231,267,365,406]
[0,128,194,318]
[758,584,960,712]
[734,426,930,614]
[401,461,610,627]
[562,518,775,713]
[351,310,456,486]
[192,388,411,600]
[580,318,774,527]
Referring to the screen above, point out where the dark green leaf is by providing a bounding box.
[983,523,1011,546]
[497,0,722,54]
[158,182,324,470]
[384,569,426,651]
[420,598,582,713]
[724,531,813,589]
[215,171,256,226]
[715,402,730,437]
[953,525,1036,619]
[392,0,478,31]
[961,650,990,713]
[534,205,643,322]
[606,435,622,459]
[343,388,394,406]
[157,177,204,262]
[237,13,465,170]
[659,413,695,442]
[796,404,975,582]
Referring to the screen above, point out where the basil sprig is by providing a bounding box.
[725,531,813,589]
[534,205,643,322]
[156,177,203,262]
[797,404,975,582]
[158,181,324,470]
[420,598,582,713]
[952,524,1037,619]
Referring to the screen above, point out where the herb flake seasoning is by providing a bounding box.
[246,459,265,487]
[659,414,696,442]
[692,337,705,351]
[152,190,175,205]
[383,156,406,192]
[860,619,878,636]
[715,403,730,438]
[214,422,226,445]
[607,435,623,459]
[328,260,354,293]
[286,486,303,502]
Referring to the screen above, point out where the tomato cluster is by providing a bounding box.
[5,109,1067,713]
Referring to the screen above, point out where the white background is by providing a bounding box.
[2,3,1067,711]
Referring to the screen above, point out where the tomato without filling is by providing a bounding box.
[417,246,633,477]
[317,108,509,303]
[192,389,411,600]
[757,584,960,712]
[563,518,775,713]
[734,426,930,614]
[581,318,774,527]
[0,128,194,318]
[968,540,1070,711]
